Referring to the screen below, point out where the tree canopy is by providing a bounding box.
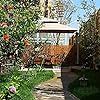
[0,0,40,71]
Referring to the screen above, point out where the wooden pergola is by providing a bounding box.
[37,18,79,65]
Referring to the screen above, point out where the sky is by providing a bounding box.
[69,0,100,30]
[73,0,100,8]
[93,0,100,8]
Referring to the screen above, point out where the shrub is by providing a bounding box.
[0,68,54,100]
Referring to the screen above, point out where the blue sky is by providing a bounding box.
[73,0,100,9]
[94,0,100,8]
[69,0,100,30]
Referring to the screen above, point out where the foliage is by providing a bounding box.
[78,0,100,68]
[0,67,54,100]
[51,0,76,24]
[0,0,40,72]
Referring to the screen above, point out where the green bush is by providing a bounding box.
[0,68,54,100]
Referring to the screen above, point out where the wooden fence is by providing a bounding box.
[21,45,72,66]
[43,45,72,64]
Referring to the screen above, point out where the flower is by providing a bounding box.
[8,5,14,10]
[9,86,16,94]
[3,34,10,41]
[24,39,30,46]
[0,22,8,28]
[35,47,40,52]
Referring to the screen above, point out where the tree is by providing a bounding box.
[0,0,40,73]
[79,0,100,69]
[50,0,76,24]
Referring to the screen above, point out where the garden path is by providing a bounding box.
[35,67,79,100]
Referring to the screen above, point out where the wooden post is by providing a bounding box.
[76,32,79,65]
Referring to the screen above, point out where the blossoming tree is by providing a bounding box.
[0,0,40,73]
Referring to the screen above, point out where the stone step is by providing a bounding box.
[37,90,64,95]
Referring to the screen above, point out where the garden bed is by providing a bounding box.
[0,68,54,100]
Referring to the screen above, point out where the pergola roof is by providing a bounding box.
[38,22,77,33]
[38,18,77,33]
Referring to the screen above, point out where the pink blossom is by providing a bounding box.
[9,86,16,94]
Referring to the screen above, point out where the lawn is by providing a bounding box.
[68,69,100,100]
[0,68,54,100]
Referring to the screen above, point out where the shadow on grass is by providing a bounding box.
[68,69,100,100]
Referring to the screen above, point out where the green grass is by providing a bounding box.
[0,69,54,100]
[68,69,100,100]
[73,86,99,99]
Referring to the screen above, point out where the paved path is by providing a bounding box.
[35,68,79,100]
